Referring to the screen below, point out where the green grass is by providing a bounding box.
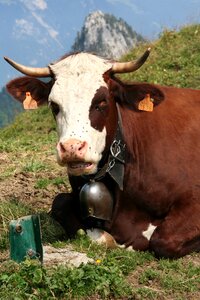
[35,177,66,189]
[0,24,200,299]
[0,198,33,250]
[0,235,154,300]
[134,258,200,299]
[23,160,48,173]
[0,106,57,153]
[121,24,200,89]
[0,257,132,299]
[0,239,199,299]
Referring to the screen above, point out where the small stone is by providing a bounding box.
[77,229,86,236]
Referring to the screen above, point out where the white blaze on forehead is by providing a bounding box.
[49,53,113,164]
[142,223,157,241]
[49,53,113,77]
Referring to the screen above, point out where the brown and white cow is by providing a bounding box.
[4,49,200,258]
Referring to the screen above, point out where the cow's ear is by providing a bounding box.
[107,76,164,111]
[6,76,53,110]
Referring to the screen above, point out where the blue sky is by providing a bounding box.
[0,0,200,89]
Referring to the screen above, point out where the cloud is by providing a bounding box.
[33,0,47,10]
[106,0,144,15]
[2,0,62,48]
[12,0,63,48]
[19,0,47,11]
[13,18,38,38]
[80,0,95,8]
[31,12,63,47]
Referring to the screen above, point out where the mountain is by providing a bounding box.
[2,22,199,129]
[0,11,144,128]
[0,87,23,128]
[71,10,145,59]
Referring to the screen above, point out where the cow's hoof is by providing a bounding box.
[86,228,117,248]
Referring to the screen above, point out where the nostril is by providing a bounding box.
[59,142,66,153]
[78,141,87,152]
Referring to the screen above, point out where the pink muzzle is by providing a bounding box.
[57,139,88,162]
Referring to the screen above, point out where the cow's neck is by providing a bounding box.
[82,103,126,190]
[104,103,126,190]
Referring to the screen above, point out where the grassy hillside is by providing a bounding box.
[0,24,200,299]
[122,24,200,89]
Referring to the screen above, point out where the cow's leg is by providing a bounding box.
[110,208,157,251]
[150,195,200,258]
[51,193,85,238]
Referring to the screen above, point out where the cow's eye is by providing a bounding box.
[49,101,60,116]
[95,100,108,112]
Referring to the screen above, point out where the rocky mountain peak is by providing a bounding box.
[71,10,145,59]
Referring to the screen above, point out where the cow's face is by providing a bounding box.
[48,53,115,176]
[5,50,151,176]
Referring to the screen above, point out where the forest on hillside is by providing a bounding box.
[0,87,23,128]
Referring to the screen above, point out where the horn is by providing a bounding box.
[111,48,151,74]
[4,56,51,77]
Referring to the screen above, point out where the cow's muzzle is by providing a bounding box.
[57,139,97,175]
[58,139,88,160]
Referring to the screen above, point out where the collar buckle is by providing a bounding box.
[110,139,125,164]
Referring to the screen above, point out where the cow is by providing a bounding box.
[4,48,200,258]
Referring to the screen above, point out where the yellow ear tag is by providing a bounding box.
[23,92,38,109]
[138,94,154,112]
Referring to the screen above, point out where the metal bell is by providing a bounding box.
[79,181,113,221]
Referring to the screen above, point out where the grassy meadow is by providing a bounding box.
[0,24,200,299]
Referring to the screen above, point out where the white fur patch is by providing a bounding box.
[118,244,126,249]
[117,244,135,251]
[142,223,157,241]
[49,54,113,168]
[126,245,135,251]
[86,228,117,248]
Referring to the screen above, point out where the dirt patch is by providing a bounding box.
[0,250,9,263]
[0,151,70,211]
[0,171,65,210]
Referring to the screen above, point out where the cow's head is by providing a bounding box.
[5,49,151,176]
